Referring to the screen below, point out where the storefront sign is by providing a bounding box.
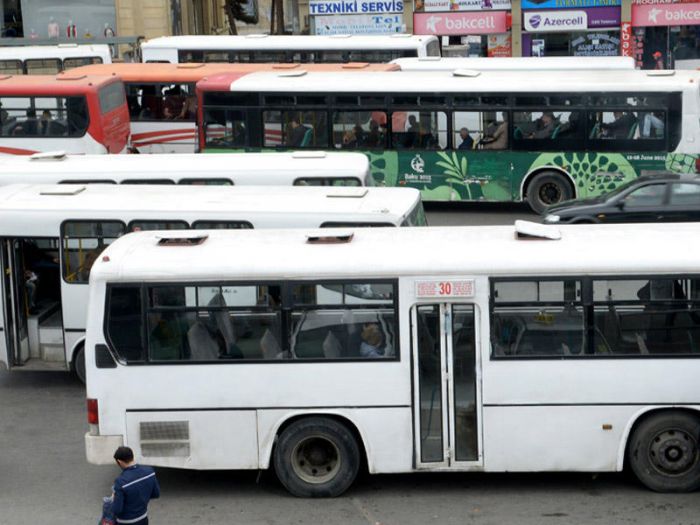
[632,0,699,5]
[620,21,633,55]
[571,32,620,55]
[309,0,404,15]
[632,2,700,25]
[314,13,405,33]
[522,0,620,8]
[524,7,620,32]
[415,0,511,12]
[487,32,512,56]
[414,10,508,34]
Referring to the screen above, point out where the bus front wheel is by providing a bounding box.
[273,416,360,497]
[628,411,700,492]
[526,172,572,214]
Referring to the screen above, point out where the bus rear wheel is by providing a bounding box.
[526,171,572,214]
[628,411,700,492]
[273,417,360,497]
[73,345,86,384]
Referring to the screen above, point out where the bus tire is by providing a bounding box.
[526,171,572,214]
[273,416,360,497]
[628,411,700,493]
[73,345,86,384]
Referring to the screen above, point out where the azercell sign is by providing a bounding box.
[524,10,588,31]
[309,0,404,15]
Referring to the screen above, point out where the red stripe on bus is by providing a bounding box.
[133,135,197,147]
[0,146,39,155]
[131,128,197,141]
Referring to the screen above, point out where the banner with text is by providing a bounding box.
[309,0,404,15]
[522,0,620,8]
[414,10,508,34]
[632,2,700,25]
[414,0,511,12]
[314,13,406,33]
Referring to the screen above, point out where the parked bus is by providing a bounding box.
[0,150,374,186]
[0,44,111,75]
[0,73,129,155]
[0,183,424,381]
[196,68,700,212]
[69,62,398,153]
[83,222,700,495]
[141,34,440,64]
[392,56,637,71]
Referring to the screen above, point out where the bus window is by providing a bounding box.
[392,111,446,150]
[265,111,328,148]
[204,109,248,148]
[62,221,125,283]
[0,59,22,74]
[25,58,61,74]
[513,110,582,144]
[453,111,504,150]
[294,177,362,187]
[191,221,253,229]
[98,82,127,115]
[122,179,176,185]
[491,279,585,357]
[289,280,397,359]
[63,56,103,70]
[333,111,387,150]
[106,286,145,362]
[426,40,441,56]
[592,278,700,355]
[179,178,233,186]
[401,202,428,227]
[127,220,189,232]
[66,96,89,136]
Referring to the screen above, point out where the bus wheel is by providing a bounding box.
[628,411,700,492]
[73,345,86,384]
[274,417,360,497]
[526,172,572,214]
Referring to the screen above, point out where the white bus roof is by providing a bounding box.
[142,34,437,51]
[0,44,111,62]
[93,223,700,284]
[0,184,420,236]
[392,56,636,71]
[221,69,700,94]
[0,151,370,185]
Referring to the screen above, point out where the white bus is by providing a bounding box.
[141,34,440,64]
[392,56,637,71]
[0,151,375,187]
[0,44,111,75]
[83,222,700,496]
[0,184,424,382]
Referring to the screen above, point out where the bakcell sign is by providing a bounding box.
[416,0,512,12]
[309,0,404,15]
[414,10,508,34]
[632,2,700,25]
[524,10,588,31]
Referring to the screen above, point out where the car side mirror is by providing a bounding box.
[616,200,626,210]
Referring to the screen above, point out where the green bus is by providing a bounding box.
[196,69,700,212]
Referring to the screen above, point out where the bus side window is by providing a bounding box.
[106,286,145,362]
[61,221,125,283]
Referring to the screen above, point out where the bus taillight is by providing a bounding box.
[87,398,99,425]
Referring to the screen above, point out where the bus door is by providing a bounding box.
[411,302,482,468]
[0,239,30,369]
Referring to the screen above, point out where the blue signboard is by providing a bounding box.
[521,0,620,9]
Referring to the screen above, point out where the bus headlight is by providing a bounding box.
[544,214,560,223]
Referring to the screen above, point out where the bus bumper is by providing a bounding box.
[85,432,123,465]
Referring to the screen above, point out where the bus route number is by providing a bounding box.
[415,279,475,299]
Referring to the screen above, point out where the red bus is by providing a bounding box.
[0,72,129,155]
[70,62,398,153]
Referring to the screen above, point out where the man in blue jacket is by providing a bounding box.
[112,446,160,525]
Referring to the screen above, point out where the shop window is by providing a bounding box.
[391,111,447,150]
[333,111,387,149]
[453,111,508,150]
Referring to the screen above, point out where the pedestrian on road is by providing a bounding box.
[112,446,160,525]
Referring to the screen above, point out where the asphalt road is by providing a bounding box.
[1,205,699,524]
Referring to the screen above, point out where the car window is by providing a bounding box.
[669,183,700,206]
[622,183,666,208]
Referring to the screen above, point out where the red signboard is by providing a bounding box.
[413,10,508,35]
[620,22,633,56]
[633,2,700,26]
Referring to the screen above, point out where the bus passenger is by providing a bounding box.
[458,127,473,150]
[360,323,384,358]
[529,111,556,139]
[602,111,637,139]
[481,115,508,150]
[287,117,308,147]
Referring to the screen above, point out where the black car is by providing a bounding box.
[542,173,700,224]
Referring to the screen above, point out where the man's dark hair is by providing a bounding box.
[114,446,134,462]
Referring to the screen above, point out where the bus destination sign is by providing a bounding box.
[415,279,475,298]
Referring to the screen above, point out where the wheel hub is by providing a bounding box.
[539,182,562,205]
[649,430,698,475]
[291,435,341,484]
